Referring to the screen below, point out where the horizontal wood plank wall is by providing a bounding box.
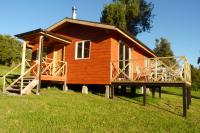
[54,24,112,85]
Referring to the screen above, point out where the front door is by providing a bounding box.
[119,41,131,79]
[53,46,64,76]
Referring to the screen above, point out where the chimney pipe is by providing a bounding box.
[72,6,77,19]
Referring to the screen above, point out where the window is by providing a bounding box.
[75,40,90,59]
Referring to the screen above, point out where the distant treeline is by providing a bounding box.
[0,34,31,66]
[191,65,200,91]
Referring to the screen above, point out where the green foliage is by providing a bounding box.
[153,37,176,66]
[0,34,31,66]
[191,65,200,91]
[101,0,154,36]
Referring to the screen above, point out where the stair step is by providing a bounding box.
[6,88,20,92]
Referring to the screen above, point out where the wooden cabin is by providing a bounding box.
[2,17,192,117]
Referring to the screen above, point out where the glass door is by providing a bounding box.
[119,41,131,79]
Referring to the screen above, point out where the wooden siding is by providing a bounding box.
[54,24,112,84]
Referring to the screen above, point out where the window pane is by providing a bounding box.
[84,41,90,58]
[77,42,82,58]
[125,46,129,60]
[119,42,123,60]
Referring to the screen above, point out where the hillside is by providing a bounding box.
[0,88,200,132]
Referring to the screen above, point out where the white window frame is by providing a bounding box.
[75,40,91,60]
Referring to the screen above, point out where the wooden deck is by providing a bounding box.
[111,56,191,87]
[111,81,190,87]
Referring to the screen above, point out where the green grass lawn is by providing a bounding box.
[0,88,200,133]
[0,65,21,90]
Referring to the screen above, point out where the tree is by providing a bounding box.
[191,65,200,91]
[101,0,154,36]
[0,34,31,66]
[153,38,176,66]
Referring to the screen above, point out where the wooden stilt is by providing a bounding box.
[114,85,118,95]
[143,86,147,106]
[20,41,27,95]
[183,86,187,117]
[121,85,126,95]
[152,87,155,98]
[187,87,190,109]
[159,87,161,98]
[36,35,44,95]
[131,86,136,96]
[110,86,114,99]
[189,87,192,105]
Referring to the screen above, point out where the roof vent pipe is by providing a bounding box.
[72,6,77,19]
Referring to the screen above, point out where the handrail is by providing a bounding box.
[1,63,22,79]
[5,62,38,90]
[111,56,191,85]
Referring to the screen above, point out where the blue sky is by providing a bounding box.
[0,0,199,66]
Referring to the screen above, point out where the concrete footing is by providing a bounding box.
[105,85,114,99]
[82,85,88,94]
[63,84,68,92]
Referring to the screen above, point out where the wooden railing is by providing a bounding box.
[1,58,67,92]
[1,59,37,93]
[40,58,67,77]
[111,56,191,84]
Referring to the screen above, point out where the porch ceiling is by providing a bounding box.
[15,29,72,47]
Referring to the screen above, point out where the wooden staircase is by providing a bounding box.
[5,76,38,95]
[1,60,38,95]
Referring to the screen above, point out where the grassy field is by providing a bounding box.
[0,88,199,132]
[0,65,200,132]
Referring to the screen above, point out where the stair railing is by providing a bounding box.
[1,63,22,93]
[2,61,38,93]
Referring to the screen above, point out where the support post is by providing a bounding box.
[82,85,88,94]
[114,85,118,95]
[110,85,114,99]
[105,85,110,98]
[152,87,155,98]
[20,41,27,95]
[131,86,136,96]
[159,87,161,98]
[121,85,126,95]
[189,87,192,105]
[36,35,44,95]
[63,62,68,92]
[143,86,147,106]
[183,86,187,117]
[187,87,190,109]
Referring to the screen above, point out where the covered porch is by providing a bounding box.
[2,29,71,95]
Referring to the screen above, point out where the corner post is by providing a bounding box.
[143,85,147,106]
[63,62,68,92]
[183,86,187,117]
[36,35,44,95]
[20,41,27,95]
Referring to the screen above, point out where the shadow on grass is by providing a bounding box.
[161,90,200,100]
[115,92,182,117]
